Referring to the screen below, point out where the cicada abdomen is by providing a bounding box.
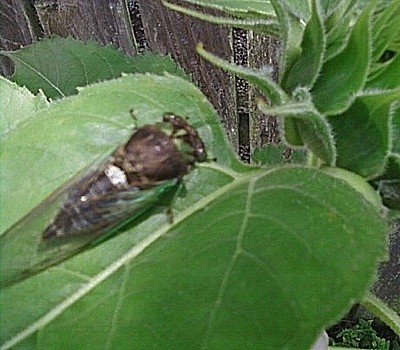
[0,114,207,287]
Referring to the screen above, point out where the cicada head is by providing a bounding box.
[162,113,208,165]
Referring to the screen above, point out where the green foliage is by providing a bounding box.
[166,0,400,346]
[175,0,400,215]
[331,318,391,349]
[1,36,187,99]
[0,0,398,346]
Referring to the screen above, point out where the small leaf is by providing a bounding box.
[166,0,310,21]
[280,0,310,20]
[371,0,400,63]
[162,1,280,37]
[324,0,357,61]
[329,89,400,178]
[366,53,400,90]
[311,0,378,115]
[258,99,336,165]
[3,37,187,99]
[282,0,325,92]
[168,0,276,19]
[270,0,305,85]
[322,0,356,21]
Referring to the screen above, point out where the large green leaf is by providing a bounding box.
[2,37,187,99]
[1,162,387,349]
[0,72,388,349]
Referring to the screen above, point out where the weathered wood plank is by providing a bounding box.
[0,0,39,75]
[34,0,137,54]
[138,0,238,148]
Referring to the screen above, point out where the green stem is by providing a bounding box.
[361,291,400,337]
[307,152,321,167]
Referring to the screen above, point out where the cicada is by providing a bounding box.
[0,114,207,287]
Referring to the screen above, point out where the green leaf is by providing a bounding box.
[0,158,387,349]
[0,76,48,138]
[322,167,383,210]
[196,44,287,105]
[311,0,378,115]
[320,0,355,18]
[371,0,400,63]
[270,0,305,86]
[0,71,388,349]
[168,0,310,21]
[170,0,276,19]
[366,52,400,90]
[280,0,310,20]
[323,0,357,61]
[258,97,336,165]
[329,89,400,178]
[2,37,187,99]
[162,1,280,37]
[282,0,325,92]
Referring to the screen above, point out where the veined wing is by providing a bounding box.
[0,175,179,288]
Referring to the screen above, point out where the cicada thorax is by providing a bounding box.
[42,115,207,240]
[117,125,192,184]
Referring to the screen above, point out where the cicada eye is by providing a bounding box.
[162,113,177,124]
[193,142,207,162]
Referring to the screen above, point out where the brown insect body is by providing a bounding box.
[42,114,207,240]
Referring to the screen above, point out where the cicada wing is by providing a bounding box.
[0,162,179,288]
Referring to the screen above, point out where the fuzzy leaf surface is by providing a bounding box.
[329,90,400,178]
[259,100,336,165]
[311,0,376,115]
[282,0,325,92]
